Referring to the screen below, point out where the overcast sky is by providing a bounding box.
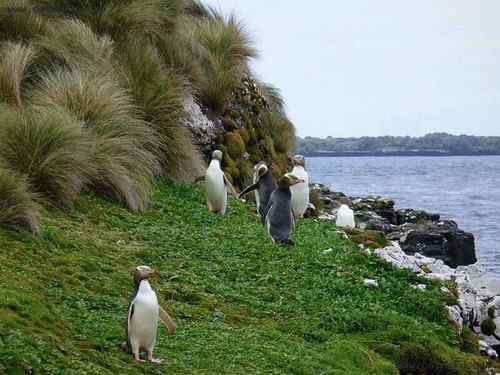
[203,0,500,138]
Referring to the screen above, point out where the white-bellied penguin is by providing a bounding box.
[289,155,309,219]
[121,266,176,364]
[239,162,276,223]
[264,174,304,245]
[205,150,237,214]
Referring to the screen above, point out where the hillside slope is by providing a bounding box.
[0,181,488,374]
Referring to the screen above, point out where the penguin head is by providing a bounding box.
[290,155,306,168]
[278,173,304,187]
[212,150,223,161]
[255,162,269,179]
[131,265,157,283]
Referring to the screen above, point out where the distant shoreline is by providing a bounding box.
[302,151,500,157]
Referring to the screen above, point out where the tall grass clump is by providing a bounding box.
[116,38,204,179]
[36,0,184,42]
[35,19,114,73]
[194,12,258,113]
[29,68,158,211]
[0,41,36,107]
[0,165,40,233]
[0,1,46,43]
[0,107,93,208]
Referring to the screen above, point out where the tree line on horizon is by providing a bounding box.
[296,132,500,154]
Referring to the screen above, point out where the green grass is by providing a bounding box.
[0,180,489,374]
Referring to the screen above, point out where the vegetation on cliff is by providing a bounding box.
[0,181,491,374]
[0,0,295,232]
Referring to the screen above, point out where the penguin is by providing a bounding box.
[264,174,304,245]
[289,155,310,219]
[239,162,276,223]
[205,150,237,214]
[121,266,176,364]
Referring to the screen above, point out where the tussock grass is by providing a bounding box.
[36,19,114,72]
[0,166,40,233]
[0,1,47,43]
[195,12,258,113]
[116,38,204,179]
[0,107,93,208]
[0,0,295,224]
[29,68,158,211]
[0,41,36,107]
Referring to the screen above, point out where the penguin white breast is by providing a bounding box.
[290,166,309,217]
[129,281,159,349]
[206,161,227,212]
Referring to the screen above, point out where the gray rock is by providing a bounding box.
[389,221,476,268]
[396,208,440,225]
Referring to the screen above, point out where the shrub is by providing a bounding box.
[194,12,258,113]
[238,127,250,144]
[0,107,93,208]
[460,327,480,354]
[35,19,114,72]
[0,3,46,43]
[224,132,246,159]
[307,187,324,217]
[0,41,36,107]
[29,68,157,211]
[480,318,496,336]
[116,38,204,180]
[0,166,40,233]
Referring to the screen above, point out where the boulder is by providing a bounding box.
[396,208,440,225]
[389,220,476,267]
[355,211,396,233]
[352,196,398,224]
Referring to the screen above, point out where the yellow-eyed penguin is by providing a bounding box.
[205,150,237,214]
[289,155,309,219]
[264,174,304,245]
[121,266,176,364]
[239,162,276,224]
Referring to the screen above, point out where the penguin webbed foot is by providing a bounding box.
[277,239,295,246]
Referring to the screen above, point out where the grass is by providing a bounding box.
[0,166,40,233]
[0,180,490,374]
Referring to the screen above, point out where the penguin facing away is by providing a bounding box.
[239,162,276,223]
[205,150,237,214]
[264,174,304,245]
[289,155,309,219]
[121,266,176,364]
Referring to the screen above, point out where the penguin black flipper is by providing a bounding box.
[239,182,260,198]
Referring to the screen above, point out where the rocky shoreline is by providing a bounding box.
[310,182,500,361]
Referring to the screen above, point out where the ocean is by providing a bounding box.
[308,155,500,275]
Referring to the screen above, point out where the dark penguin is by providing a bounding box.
[264,174,304,245]
[239,162,276,223]
[121,266,176,364]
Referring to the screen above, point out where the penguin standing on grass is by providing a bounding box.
[265,174,304,245]
[121,266,176,364]
[239,162,276,223]
[205,150,237,214]
[289,155,309,219]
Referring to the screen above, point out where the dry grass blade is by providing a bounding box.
[0,41,36,107]
[0,164,40,233]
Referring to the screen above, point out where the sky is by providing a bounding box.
[203,0,500,138]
